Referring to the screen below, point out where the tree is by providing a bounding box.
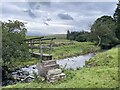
[114,1,120,40]
[2,20,30,69]
[90,16,118,48]
[75,31,89,42]
[67,30,70,39]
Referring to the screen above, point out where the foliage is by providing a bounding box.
[114,1,120,40]
[67,31,89,42]
[2,20,30,69]
[90,16,118,48]
[0,24,2,67]
[67,16,119,49]
[66,30,70,40]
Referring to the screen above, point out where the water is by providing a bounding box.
[57,53,95,70]
[21,53,95,73]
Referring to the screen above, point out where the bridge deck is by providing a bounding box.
[32,52,52,60]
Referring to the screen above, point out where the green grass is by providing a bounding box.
[52,42,100,59]
[31,41,100,60]
[26,34,66,39]
[26,36,39,39]
[86,46,118,68]
[3,46,119,88]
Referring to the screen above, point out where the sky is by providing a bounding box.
[0,0,118,36]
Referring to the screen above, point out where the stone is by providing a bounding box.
[47,69,62,75]
[59,73,66,78]
[12,75,20,80]
[44,64,59,70]
[22,71,29,76]
[42,60,56,66]
[47,72,66,83]
[32,67,36,69]
[26,65,29,68]
[48,78,58,83]
[22,75,35,83]
[37,76,45,81]
[12,72,17,75]
[36,63,47,78]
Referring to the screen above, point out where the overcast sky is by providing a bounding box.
[0,1,118,36]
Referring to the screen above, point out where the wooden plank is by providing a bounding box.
[33,52,52,56]
[32,52,52,60]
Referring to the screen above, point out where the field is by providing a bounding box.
[3,46,119,88]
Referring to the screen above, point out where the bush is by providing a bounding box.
[2,20,30,69]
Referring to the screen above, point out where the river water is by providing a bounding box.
[57,53,95,70]
[21,53,95,74]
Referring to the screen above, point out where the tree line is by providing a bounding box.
[67,1,120,49]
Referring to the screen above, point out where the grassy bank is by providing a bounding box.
[52,42,100,59]
[3,46,119,88]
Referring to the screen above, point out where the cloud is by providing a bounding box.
[24,9,37,18]
[57,13,74,20]
[1,2,117,36]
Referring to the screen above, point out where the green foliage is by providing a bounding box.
[0,24,2,67]
[2,20,30,69]
[90,16,118,48]
[114,1,120,40]
[66,30,70,39]
[67,15,119,49]
[66,31,89,42]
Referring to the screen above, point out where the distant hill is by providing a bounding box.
[26,34,66,39]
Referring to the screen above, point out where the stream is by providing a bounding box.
[2,53,95,86]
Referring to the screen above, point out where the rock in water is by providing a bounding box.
[22,71,29,76]
[21,75,35,83]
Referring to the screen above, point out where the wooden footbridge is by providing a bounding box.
[25,37,66,82]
